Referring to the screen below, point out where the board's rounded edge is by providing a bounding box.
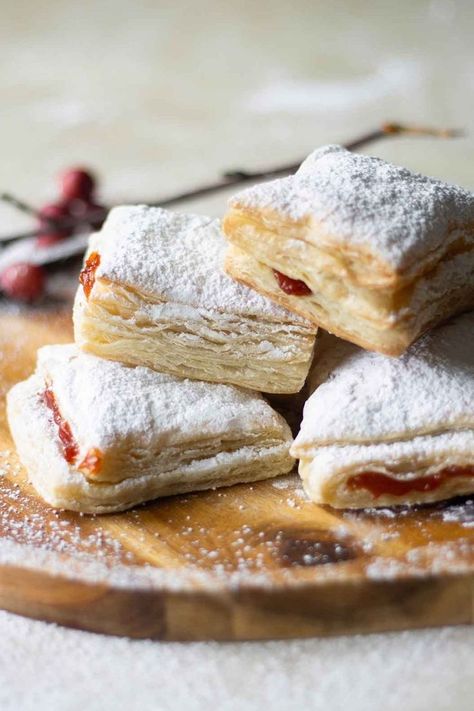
[0,562,472,641]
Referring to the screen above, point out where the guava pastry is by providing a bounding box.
[73,205,316,394]
[223,145,474,356]
[290,313,474,508]
[7,345,294,513]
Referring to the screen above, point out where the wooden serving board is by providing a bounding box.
[0,309,473,640]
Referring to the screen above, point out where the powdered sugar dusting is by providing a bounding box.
[294,312,474,447]
[36,344,292,455]
[0,461,135,566]
[230,145,474,270]
[95,205,306,322]
[440,498,474,526]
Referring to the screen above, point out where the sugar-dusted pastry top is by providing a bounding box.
[37,345,291,454]
[93,205,306,322]
[229,145,474,270]
[294,312,474,448]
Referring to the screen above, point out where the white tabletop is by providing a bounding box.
[1,1,473,709]
[1,610,473,711]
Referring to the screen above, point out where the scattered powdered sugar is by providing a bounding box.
[367,539,474,579]
[440,498,474,526]
[229,144,474,270]
[294,312,474,447]
[271,476,292,490]
[95,205,305,322]
[0,459,134,566]
[36,344,292,454]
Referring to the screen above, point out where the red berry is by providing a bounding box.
[38,201,69,221]
[0,263,46,302]
[59,168,95,202]
[37,202,71,247]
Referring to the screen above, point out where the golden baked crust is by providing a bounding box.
[224,237,474,356]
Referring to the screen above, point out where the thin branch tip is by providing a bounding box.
[382,122,464,138]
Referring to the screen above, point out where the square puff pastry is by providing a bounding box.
[223,145,474,356]
[73,205,316,394]
[290,313,474,508]
[7,344,294,514]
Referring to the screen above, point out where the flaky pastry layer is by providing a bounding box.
[224,236,474,355]
[74,277,316,393]
[298,430,474,508]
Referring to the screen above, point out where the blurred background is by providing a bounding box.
[1,0,473,239]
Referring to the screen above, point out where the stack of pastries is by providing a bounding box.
[7,145,474,513]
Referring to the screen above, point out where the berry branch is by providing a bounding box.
[0,122,460,245]
[0,193,40,219]
[0,122,462,302]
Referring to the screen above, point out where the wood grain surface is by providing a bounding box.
[0,309,472,640]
